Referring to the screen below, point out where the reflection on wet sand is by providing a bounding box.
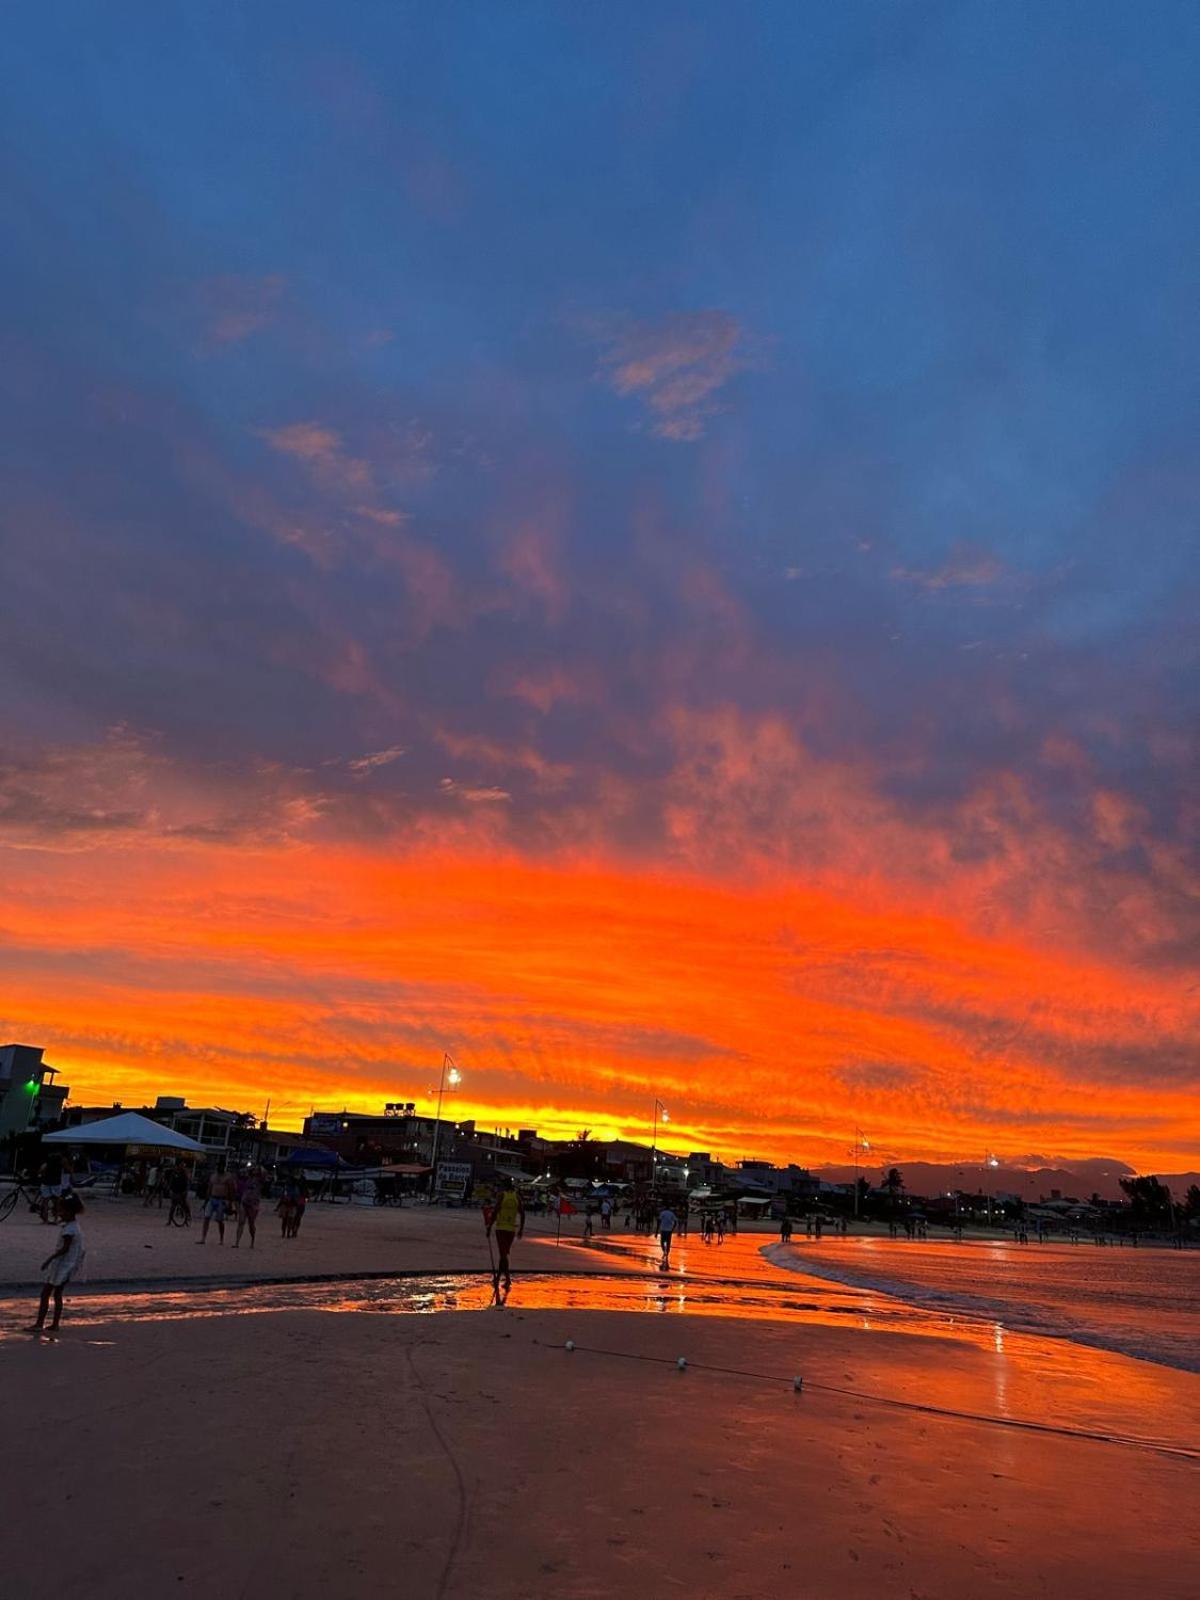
[3,1229,1197,1458]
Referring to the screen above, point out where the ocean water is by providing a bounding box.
[771,1237,1200,1374]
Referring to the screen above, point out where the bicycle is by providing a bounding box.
[165,1195,191,1227]
[0,1179,54,1223]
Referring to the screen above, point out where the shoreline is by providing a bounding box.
[768,1236,1200,1376]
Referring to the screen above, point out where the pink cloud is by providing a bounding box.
[261,421,373,492]
[355,504,407,527]
[501,664,595,713]
[439,777,511,803]
[0,728,325,851]
[348,745,407,776]
[435,730,573,790]
[197,274,286,345]
[596,310,748,440]
[498,518,569,623]
[891,543,1007,591]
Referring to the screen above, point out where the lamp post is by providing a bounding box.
[986,1151,1000,1226]
[427,1053,461,1202]
[651,1097,669,1196]
[851,1127,870,1219]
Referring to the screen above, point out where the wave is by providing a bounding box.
[763,1243,1200,1375]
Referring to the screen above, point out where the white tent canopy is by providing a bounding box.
[43,1112,205,1153]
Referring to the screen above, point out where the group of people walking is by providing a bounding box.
[193,1164,269,1246]
[192,1164,306,1244]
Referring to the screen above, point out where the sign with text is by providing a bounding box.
[436,1160,471,1199]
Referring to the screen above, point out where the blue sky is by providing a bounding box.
[4,0,1197,842]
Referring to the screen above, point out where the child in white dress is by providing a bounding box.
[29,1194,86,1334]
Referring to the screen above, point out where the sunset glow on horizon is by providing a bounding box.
[7,835,1198,1172]
[3,5,1197,1176]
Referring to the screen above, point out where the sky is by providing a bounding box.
[1,2,1198,1174]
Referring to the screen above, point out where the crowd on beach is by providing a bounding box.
[12,1148,1192,1338]
[17,1150,316,1245]
[11,1152,318,1335]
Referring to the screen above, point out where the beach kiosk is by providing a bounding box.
[43,1111,205,1192]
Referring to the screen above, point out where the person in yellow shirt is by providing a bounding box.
[486,1177,525,1294]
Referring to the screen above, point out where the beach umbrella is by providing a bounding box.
[42,1111,206,1153]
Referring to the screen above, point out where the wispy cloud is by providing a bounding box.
[348,745,407,775]
[891,545,1006,591]
[197,274,286,345]
[439,777,511,803]
[261,421,373,492]
[259,420,433,536]
[594,310,748,440]
[0,729,325,851]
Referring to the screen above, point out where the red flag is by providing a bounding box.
[558,1198,577,1215]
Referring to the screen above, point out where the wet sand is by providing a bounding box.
[2,1304,1197,1600]
[3,1211,1197,1597]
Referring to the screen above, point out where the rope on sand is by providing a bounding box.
[538,1339,1200,1464]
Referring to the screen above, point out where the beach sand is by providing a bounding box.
[2,1305,1196,1600]
[3,1207,1196,1597]
[0,1193,1016,1291]
[0,1193,625,1286]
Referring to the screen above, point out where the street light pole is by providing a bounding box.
[651,1097,668,1196]
[851,1127,870,1219]
[427,1053,461,1203]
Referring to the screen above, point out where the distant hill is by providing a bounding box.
[813,1159,1200,1204]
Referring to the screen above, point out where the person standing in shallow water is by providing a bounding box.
[657,1203,679,1264]
[29,1195,86,1334]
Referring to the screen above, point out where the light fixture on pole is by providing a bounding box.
[850,1127,870,1219]
[986,1150,1000,1224]
[427,1053,461,1201]
[651,1097,669,1192]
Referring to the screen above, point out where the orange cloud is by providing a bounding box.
[2,838,1195,1172]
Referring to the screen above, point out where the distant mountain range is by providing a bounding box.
[813,1159,1200,1204]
